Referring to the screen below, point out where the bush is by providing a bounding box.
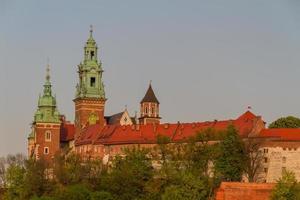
[90,191,114,200]
[57,184,91,200]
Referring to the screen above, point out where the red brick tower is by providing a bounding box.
[28,64,61,161]
[139,83,161,125]
[74,26,106,137]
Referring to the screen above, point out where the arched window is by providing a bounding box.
[145,107,148,114]
[45,130,51,142]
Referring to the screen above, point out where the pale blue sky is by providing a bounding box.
[1,0,300,156]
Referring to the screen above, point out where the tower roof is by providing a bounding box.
[34,64,60,123]
[86,25,96,45]
[141,83,159,104]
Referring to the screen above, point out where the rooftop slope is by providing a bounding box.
[75,111,261,146]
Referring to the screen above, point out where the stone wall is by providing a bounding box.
[215,182,274,200]
[259,141,300,183]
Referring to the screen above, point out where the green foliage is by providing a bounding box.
[102,146,153,200]
[271,171,300,200]
[4,163,25,200]
[161,173,208,200]
[57,184,91,200]
[269,116,300,128]
[30,196,55,200]
[53,153,84,185]
[22,159,55,199]
[90,191,113,200]
[3,130,257,200]
[214,124,246,182]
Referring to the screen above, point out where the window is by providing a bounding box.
[282,167,286,174]
[91,51,95,59]
[151,107,155,114]
[283,147,286,151]
[90,77,96,87]
[263,148,268,153]
[145,107,148,114]
[264,157,268,163]
[264,168,268,173]
[44,147,49,155]
[45,131,51,142]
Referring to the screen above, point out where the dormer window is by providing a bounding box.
[90,77,96,87]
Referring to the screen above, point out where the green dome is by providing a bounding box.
[33,64,60,123]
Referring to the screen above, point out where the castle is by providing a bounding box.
[27,28,300,183]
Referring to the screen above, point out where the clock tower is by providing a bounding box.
[74,26,106,137]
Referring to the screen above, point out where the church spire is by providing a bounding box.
[46,62,50,82]
[34,63,60,123]
[43,63,52,96]
[74,27,107,135]
[75,26,105,99]
[89,25,93,38]
[139,82,161,125]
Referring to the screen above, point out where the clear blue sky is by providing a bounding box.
[1,0,300,156]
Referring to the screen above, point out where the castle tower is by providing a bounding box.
[28,64,61,161]
[139,83,161,124]
[74,26,106,136]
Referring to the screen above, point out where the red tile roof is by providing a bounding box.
[75,111,261,146]
[60,122,75,142]
[258,128,300,141]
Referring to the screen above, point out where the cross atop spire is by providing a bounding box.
[89,25,93,38]
[46,61,50,83]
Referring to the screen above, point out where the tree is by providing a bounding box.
[90,191,113,200]
[214,124,246,182]
[56,184,91,200]
[53,153,85,186]
[271,171,300,200]
[0,157,6,187]
[22,158,55,199]
[161,173,208,200]
[269,116,300,128]
[243,138,264,182]
[184,128,220,177]
[4,163,25,200]
[102,146,153,200]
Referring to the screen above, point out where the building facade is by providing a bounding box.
[27,28,300,184]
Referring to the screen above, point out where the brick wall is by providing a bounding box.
[74,98,105,136]
[215,182,274,200]
[34,123,61,162]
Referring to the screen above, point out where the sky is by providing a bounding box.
[1,0,300,156]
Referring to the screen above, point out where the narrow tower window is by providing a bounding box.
[90,77,96,87]
[145,107,148,114]
[44,147,49,155]
[91,51,95,59]
[45,130,51,142]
